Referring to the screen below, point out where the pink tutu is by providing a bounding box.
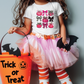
[16,34,79,70]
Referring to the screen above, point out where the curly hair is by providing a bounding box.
[12,0,69,27]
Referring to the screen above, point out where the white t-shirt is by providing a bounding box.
[23,2,64,35]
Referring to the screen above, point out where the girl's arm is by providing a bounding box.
[8,18,32,35]
[58,14,68,45]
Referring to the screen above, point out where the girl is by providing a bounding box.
[8,0,79,84]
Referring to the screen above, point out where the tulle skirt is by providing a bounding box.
[16,34,79,70]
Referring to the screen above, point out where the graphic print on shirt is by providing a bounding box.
[48,11,54,16]
[36,16,42,21]
[48,16,54,22]
[36,10,54,28]
[42,10,48,16]
[48,23,54,28]
[42,17,48,28]
[37,23,42,28]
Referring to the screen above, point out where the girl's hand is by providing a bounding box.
[8,27,17,34]
[61,39,68,52]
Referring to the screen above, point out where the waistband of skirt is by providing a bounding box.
[30,32,61,40]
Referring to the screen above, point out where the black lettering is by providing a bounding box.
[5,75,24,83]
[0,60,16,68]
[5,61,9,68]
[13,78,17,83]
[12,61,16,68]
[18,78,21,83]
[12,71,16,75]
[0,60,5,68]
[5,75,11,83]
[21,76,24,82]
[12,70,19,75]
[10,79,13,83]
[9,63,12,68]
[16,70,19,75]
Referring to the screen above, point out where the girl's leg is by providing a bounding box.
[38,65,49,84]
[55,69,73,84]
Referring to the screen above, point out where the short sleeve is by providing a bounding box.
[56,2,64,16]
[23,6,32,19]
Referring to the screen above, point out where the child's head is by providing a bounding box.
[13,0,69,27]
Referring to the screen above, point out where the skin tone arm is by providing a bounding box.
[8,18,32,35]
[58,14,68,52]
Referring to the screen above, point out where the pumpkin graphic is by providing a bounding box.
[36,11,42,16]
[37,23,42,28]
[48,23,54,28]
